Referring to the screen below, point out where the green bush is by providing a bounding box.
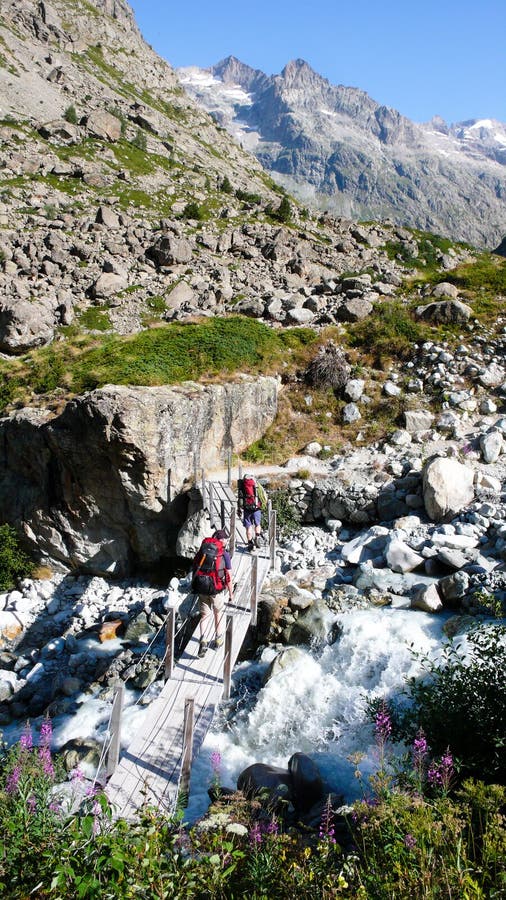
[220,175,233,194]
[63,105,78,125]
[0,524,33,590]
[400,624,506,782]
[131,128,147,151]
[268,488,302,538]
[346,300,431,365]
[182,200,203,220]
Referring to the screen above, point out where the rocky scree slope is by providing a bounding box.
[179,56,506,248]
[0,0,476,358]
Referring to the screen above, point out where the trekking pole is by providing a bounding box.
[229,507,236,557]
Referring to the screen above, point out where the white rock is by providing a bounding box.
[423,457,475,522]
[385,537,425,573]
[344,379,365,402]
[480,431,503,464]
[430,533,478,549]
[390,429,412,446]
[341,526,389,564]
[410,584,443,613]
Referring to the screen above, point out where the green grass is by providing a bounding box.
[345,299,433,365]
[78,307,112,332]
[0,318,317,411]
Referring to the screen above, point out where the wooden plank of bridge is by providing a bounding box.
[106,496,270,820]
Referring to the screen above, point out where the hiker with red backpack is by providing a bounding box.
[237,474,267,551]
[192,529,233,658]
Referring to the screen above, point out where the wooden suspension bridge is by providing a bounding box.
[103,475,276,820]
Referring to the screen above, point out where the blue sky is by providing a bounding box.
[130,0,505,124]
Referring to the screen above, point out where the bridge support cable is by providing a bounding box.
[106,683,125,779]
[222,614,234,701]
[180,697,195,801]
[164,608,176,681]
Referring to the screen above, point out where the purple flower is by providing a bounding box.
[49,801,61,814]
[428,749,454,792]
[27,794,37,814]
[71,767,85,783]
[375,703,392,743]
[413,730,428,760]
[265,819,278,835]
[210,750,221,774]
[404,833,417,849]
[249,822,262,847]
[5,765,21,795]
[20,723,33,751]
[39,745,55,780]
[319,796,337,844]
[39,716,52,749]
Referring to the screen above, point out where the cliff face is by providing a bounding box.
[0,378,278,574]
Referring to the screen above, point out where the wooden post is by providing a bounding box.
[269,508,277,571]
[223,614,234,701]
[208,481,214,527]
[238,464,243,483]
[227,449,232,486]
[164,608,175,681]
[250,553,258,626]
[201,469,206,506]
[106,684,124,778]
[229,507,236,557]
[220,499,226,530]
[180,698,195,800]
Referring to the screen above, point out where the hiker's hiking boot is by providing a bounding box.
[198,640,208,658]
[247,539,254,551]
[214,635,224,649]
[255,535,263,548]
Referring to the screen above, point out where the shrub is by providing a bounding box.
[182,200,203,220]
[400,624,506,782]
[347,300,431,365]
[268,487,302,538]
[63,104,78,125]
[304,340,351,390]
[273,196,292,223]
[220,175,233,194]
[131,128,147,151]
[0,524,33,590]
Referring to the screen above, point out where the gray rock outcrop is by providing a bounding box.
[0,378,278,574]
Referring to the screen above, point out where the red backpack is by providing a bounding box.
[240,477,257,511]
[192,537,226,596]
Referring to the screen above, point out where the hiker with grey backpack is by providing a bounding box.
[237,474,267,551]
[192,529,233,658]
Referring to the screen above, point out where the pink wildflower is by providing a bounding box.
[374,702,392,743]
[249,822,262,847]
[20,723,33,751]
[5,765,21,795]
[39,716,52,749]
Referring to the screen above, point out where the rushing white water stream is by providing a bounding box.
[2,590,456,823]
[184,605,453,822]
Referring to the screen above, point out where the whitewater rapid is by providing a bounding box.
[184,605,452,822]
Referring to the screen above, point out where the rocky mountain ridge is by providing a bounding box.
[179,56,506,248]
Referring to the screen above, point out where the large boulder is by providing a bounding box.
[0,298,55,353]
[415,299,472,324]
[0,378,278,575]
[237,763,293,804]
[288,753,324,812]
[422,457,474,522]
